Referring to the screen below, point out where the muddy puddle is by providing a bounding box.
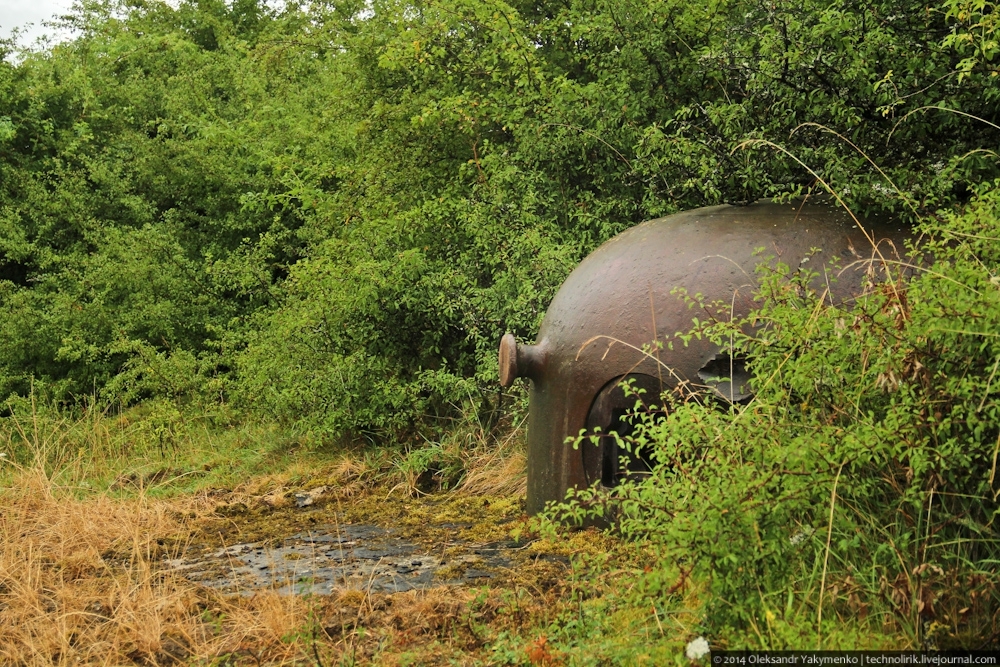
[166,521,517,596]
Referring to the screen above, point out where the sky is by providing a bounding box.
[0,0,77,47]
[1,1,285,49]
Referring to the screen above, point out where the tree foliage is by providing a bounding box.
[0,0,997,443]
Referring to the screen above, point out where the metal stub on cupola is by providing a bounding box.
[498,333,546,387]
[498,333,519,388]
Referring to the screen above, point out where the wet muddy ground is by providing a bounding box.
[166,521,519,595]
[162,488,574,599]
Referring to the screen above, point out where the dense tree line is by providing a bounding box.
[1,0,997,440]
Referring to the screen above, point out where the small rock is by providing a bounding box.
[294,486,328,508]
[464,568,492,579]
[260,492,289,509]
[212,544,252,558]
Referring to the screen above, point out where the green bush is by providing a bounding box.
[559,183,1000,646]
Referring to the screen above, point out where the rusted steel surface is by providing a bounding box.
[500,200,912,515]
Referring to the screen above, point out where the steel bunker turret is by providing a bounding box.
[499,200,911,515]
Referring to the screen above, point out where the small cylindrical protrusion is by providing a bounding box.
[499,333,519,387]
[499,333,545,387]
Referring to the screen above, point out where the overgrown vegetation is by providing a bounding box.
[3,0,998,438]
[557,184,1000,648]
[3,0,1000,658]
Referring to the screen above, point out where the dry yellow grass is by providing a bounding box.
[0,420,543,666]
[0,462,543,665]
[459,412,528,497]
[0,406,572,665]
[0,462,314,666]
[458,444,527,498]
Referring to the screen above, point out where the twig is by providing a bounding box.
[817,462,844,649]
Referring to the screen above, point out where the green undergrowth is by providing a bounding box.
[0,399,311,497]
[487,538,693,666]
[549,184,1000,652]
[503,518,914,661]
[0,390,527,504]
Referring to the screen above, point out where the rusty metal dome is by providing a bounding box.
[500,200,911,515]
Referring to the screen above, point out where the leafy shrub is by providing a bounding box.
[559,183,1000,645]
